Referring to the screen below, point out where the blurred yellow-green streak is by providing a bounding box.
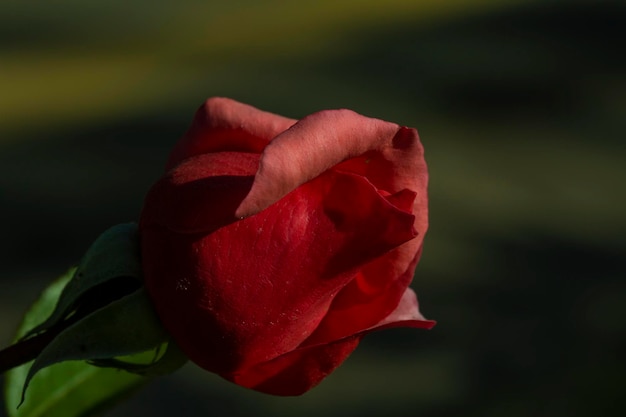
[0,0,529,138]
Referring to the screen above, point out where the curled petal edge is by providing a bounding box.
[222,288,435,395]
[235,109,413,218]
[167,97,296,170]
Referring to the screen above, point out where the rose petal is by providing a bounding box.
[235,109,406,218]
[222,288,434,396]
[166,97,296,170]
[224,335,362,396]
[367,287,436,331]
[302,248,425,345]
[335,126,428,247]
[293,126,429,342]
[141,152,259,234]
[141,168,417,375]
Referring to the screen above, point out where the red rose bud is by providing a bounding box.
[139,97,435,395]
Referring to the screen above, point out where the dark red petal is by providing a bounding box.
[384,188,417,213]
[141,152,259,234]
[140,169,417,375]
[166,97,296,170]
[294,128,429,342]
[224,335,362,396]
[302,248,425,345]
[235,109,402,218]
[335,126,429,248]
[299,188,427,345]
[222,289,433,396]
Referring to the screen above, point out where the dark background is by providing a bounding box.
[1,0,624,416]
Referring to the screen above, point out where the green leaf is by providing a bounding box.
[22,223,142,340]
[22,288,169,398]
[3,269,151,417]
[90,339,188,378]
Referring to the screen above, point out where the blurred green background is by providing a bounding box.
[1,0,624,416]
